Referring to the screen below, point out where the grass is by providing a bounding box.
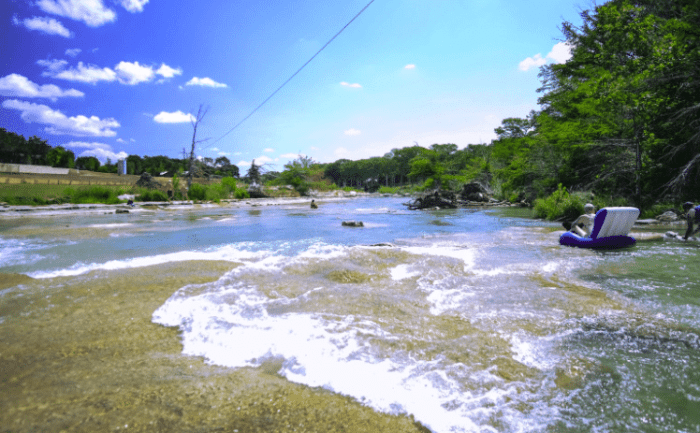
[1,184,130,205]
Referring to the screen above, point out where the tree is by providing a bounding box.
[46,146,75,168]
[187,105,208,194]
[75,156,100,171]
[246,159,262,184]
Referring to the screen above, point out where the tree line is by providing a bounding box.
[0,128,239,178]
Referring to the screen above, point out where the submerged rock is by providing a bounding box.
[342,221,364,227]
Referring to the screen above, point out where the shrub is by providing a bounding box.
[67,186,121,204]
[378,186,401,194]
[533,184,584,221]
[136,189,168,202]
[188,183,207,200]
[234,189,250,199]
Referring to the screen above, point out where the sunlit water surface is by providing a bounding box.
[2,197,699,432]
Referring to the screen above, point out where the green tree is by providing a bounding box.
[75,156,100,171]
[46,146,75,168]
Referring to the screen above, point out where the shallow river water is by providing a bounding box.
[1,196,699,432]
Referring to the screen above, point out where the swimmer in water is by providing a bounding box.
[683,201,700,240]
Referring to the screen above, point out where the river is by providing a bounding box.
[1,196,699,432]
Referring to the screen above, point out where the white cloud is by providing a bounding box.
[404,64,416,69]
[118,0,149,13]
[37,59,180,85]
[36,0,117,27]
[38,59,117,84]
[185,77,228,88]
[280,153,300,159]
[546,42,572,64]
[264,148,274,153]
[65,48,81,57]
[340,81,362,88]
[0,74,84,100]
[67,141,128,163]
[116,138,125,143]
[253,155,273,165]
[344,128,361,136]
[115,61,154,85]
[156,63,182,78]
[2,99,119,137]
[153,110,195,123]
[14,15,73,38]
[519,42,572,71]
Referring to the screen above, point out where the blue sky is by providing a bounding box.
[1,0,582,170]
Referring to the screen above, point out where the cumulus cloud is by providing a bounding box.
[68,141,128,162]
[38,59,116,84]
[153,110,195,123]
[118,0,149,13]
[36,0,117,27]
[37,59,180,85]
[344,128,361,136]
[264,148,274,153]
[280,153,301,159]
[2,99,119,137]
[185,77,227,88]
[156,63,182,79]
[404,64,416,69]
[0,74,84,100]
[340,81,362,88]
[13,15,72,37]
[519,42,572,71]
[65,48,81,57]
[115,61,154,85]
[546,42,573,64]
[254,156,273,165]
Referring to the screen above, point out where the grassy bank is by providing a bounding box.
[0,263,429,433]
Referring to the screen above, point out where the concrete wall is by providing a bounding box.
[0,163,73,175]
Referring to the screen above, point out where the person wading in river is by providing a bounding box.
[565,203,596,237]
[683,201,700,240]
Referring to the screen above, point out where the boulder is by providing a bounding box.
[135,172,161,189]
[459,182,490,202]
[247,182,267,199]
[342,221,364,227]
[406,189,457,210]
[656,210,679,222]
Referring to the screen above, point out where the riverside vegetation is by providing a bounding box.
[3,0,699,220]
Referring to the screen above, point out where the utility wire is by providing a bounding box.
[208,0,376,148]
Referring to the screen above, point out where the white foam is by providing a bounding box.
[390,264,420,281]
[27,244,273,279]
[152,290,490,432]
[402,246,476,272]
[88,223,134,229]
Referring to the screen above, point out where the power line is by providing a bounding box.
[208,0,376,148]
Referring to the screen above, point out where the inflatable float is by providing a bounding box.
[559,207,640,249]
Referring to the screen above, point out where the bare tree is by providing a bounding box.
[187,105,209,194]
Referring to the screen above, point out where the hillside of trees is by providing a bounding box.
[3,0,699,210]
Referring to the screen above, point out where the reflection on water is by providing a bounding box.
[1,197,700,432]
